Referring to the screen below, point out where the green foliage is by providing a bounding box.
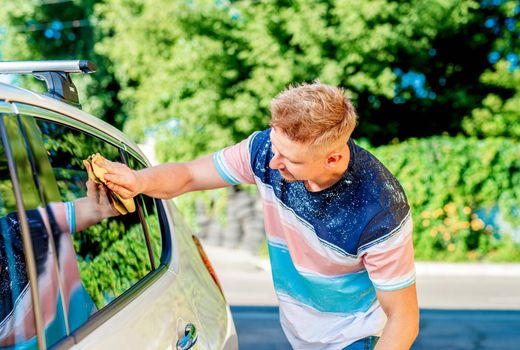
[174,187,230,231]
[463,61,520,139]
[73,219,126,260]
[369,136,520,261]
[78,214,161,308]
[93,0,511,160]
[3,0,518,154]
[0,0,125,129]
[0,181,16,217]
[0,143,15,216]
[462,1,520,139]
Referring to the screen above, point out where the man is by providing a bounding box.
[98,82,419,350]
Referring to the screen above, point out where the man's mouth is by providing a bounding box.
[279,169,296,181]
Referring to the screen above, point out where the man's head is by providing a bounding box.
[268,82,358,186]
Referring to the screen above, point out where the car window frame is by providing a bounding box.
[6,101,172,349]
[123,151,172,268]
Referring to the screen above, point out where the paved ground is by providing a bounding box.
[204,245,520,310]
[231,306,520,350]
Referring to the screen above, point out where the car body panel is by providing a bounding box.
[0,100,11,113]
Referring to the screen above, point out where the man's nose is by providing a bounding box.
[269,154,284,170]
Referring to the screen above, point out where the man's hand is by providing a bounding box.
[85,179,120,219]
[72,180,120,233]
[94,158,143,200]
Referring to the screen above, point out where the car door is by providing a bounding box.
[10,103,205,350]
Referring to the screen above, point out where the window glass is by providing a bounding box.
[32,117,155,317]
[125,155,163,265]
[1,114,68,348]
[0,116,34,348]
[19,115,93,337]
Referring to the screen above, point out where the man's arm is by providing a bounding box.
[73,180,121,231]
[97,154,231,200]
[374,283,419,350]
[45,180,120,234]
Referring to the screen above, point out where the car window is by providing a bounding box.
[0,113,68,348]
[125,155,163,266]
[28,116,156,318]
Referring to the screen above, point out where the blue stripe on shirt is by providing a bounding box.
[372,275,416,291]
[268,241,377,313]
[212,151,241,185]
[65,201,76,234]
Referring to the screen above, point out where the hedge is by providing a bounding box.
[368,136,519,262]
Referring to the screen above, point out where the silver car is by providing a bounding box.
[0,60,238,350]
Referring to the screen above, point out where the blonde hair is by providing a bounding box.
[270,82,358,148]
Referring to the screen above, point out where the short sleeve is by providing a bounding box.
[212,132,258,185]
[361,212,416,291]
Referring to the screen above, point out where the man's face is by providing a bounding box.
[269,129,324,182]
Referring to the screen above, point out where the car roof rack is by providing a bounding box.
[0,60,96,108]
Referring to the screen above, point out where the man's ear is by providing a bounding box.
[325,153,342,168]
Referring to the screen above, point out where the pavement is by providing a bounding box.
[230,306,520,350]
[203,244,520,310]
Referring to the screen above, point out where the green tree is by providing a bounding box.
[462,0,520,139]
[0,0,125,129]
[94,0,514,161]
[2,1,518,151]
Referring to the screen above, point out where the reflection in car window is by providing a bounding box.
[19,115,95,338]
[0,119,35,348]
[33,118,155,314]
[126,155,163,265]
[1,114,69,348]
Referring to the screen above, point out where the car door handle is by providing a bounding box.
[176,323,198,350]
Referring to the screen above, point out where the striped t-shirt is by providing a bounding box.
[213,129,415,349]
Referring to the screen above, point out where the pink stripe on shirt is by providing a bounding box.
[264,201,366,276]
[219,137,255,184]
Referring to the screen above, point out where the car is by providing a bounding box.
[0,60,238,350]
